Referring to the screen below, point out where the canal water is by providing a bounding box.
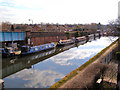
[2,36,118,88]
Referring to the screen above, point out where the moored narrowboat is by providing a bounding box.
[57,39,75,46]
[21,42,57,55]
[75,36,86,42]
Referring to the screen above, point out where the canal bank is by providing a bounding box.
[49,37,119,89]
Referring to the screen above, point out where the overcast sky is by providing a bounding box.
[118,1,120,18]
[0,0,119,24]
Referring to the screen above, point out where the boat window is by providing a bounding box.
[49,44,51,47]
[42,46,44,49]
[32,48,35,51]
[35,47,38,51]
[47,45,49,48]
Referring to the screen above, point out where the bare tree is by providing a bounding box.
[1,22,11,31]
[109,18,120,50]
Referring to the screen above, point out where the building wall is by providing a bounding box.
[118,1,120,19]
[27,32,67,46]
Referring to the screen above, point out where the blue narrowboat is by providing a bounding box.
[21,42,57,55]
[0,47,15,57]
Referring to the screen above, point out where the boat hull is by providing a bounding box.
[57,42,74,46]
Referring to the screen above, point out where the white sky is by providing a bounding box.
[118,1,120,18]
[0,0,120,24]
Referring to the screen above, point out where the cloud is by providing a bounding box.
[9,69,64,88]
[50,46,100,66]
[0,0,119,24]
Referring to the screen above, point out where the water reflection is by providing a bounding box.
[5,69,64,88]
[2,48,57,79]
[2,36,118,88]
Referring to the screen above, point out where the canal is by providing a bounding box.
[2,36,118,88]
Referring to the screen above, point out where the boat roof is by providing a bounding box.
[6,47,13,49]
[22,45,30,47]
[22,42,54,48]
[0,47,12,50]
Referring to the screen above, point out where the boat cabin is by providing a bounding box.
[0,47,15,57]
[21,46,30,52]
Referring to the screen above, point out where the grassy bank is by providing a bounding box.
[49,38,119,89]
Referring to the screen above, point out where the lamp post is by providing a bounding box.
[29,19,33,32]
[28,19,33,46]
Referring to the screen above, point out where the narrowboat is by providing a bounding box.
[57,39,75,46]
[21,42,57,55]
[0,47,15,57]
[75,36,86,42]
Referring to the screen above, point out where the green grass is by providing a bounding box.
[49,38,119,89]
